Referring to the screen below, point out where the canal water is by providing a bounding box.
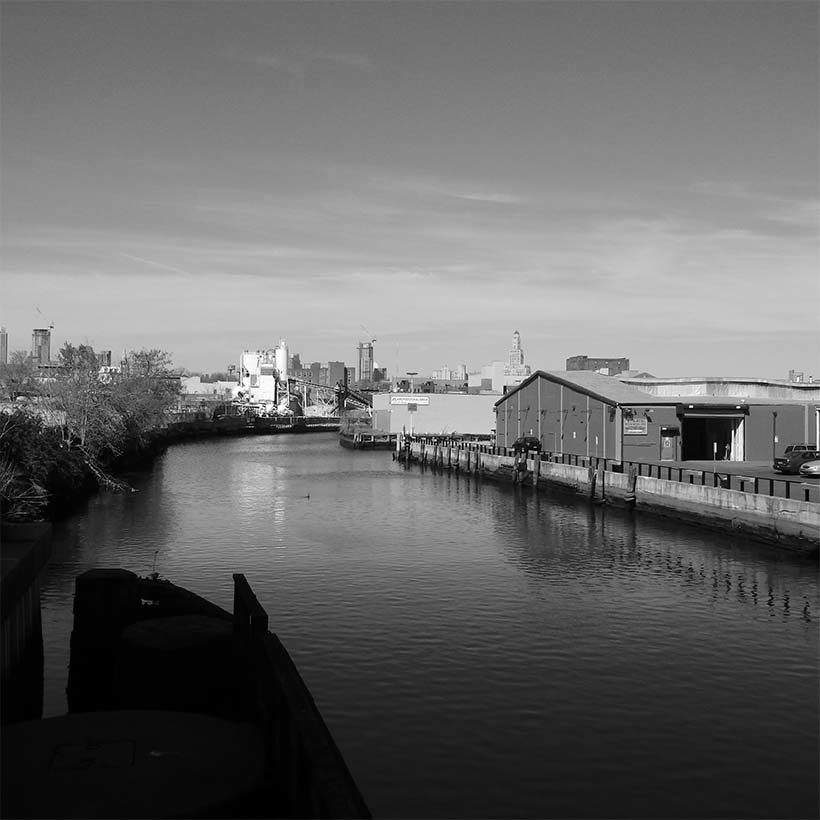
[41,433,818,818]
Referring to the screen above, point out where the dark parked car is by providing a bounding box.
[783,444,815,454]
[513,436,542,454]
[773,448,820,474]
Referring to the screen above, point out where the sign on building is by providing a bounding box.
[390,395,430,405]
[624,417,648,435]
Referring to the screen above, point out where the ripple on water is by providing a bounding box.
[38,435,820,819]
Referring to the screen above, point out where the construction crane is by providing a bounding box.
[35,306,54,330]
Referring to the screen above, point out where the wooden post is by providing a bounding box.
[625,464,638,505]
[533,452,541,487]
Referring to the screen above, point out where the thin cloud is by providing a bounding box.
[119,253,195,277]
[765,198,820,232]
[369,172,527,206]
[222,46,373,76]
[451,191,525,205]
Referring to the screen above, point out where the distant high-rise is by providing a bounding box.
[508,330,524,368]
[0,326,7,366]
[327,361,346,386]
[97,350,112,368]
[504,330,531,379]
[32,328,51,365]
[357,342,374,383]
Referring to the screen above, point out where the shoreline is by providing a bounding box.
[399,439,820,557]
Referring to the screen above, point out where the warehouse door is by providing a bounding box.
[681,415,745,461]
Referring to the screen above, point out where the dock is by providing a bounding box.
[398,436,820,554]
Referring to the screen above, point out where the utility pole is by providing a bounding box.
[772,411,778,462]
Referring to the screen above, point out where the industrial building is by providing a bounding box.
[618,374,820,403]
[566,355,630,376]
[494,370,819,463]
[372,392,496,437]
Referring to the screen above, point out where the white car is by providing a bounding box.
[798,459,820,478]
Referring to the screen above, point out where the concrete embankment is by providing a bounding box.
[401,440,819,555]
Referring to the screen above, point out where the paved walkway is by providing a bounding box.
[620,459,819,502]
[639,459,815,484]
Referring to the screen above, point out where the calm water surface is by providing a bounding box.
[41,433,819,818]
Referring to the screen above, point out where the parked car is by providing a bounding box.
[513,436,542,454]
[798,459,820,478]
[773,448,820,474]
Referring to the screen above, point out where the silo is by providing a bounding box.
[274,339,288,378]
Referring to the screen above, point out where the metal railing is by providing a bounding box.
[403,436,819,503]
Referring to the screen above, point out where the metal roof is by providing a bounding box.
[621,375,815,387]
[670,395,814,407]
[494,370,657,407]
[495,373,818,409]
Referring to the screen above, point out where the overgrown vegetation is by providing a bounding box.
[0,344,180,522]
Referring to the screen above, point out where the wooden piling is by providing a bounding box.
[625,465,638,505]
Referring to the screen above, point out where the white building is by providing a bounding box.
[237,339,291,411]
[372,392,497,436]
[181,375,237,398]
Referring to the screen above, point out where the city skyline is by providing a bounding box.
[2,2,818,378]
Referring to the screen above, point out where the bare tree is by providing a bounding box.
[51,343,127,460]
[0,350,38,400]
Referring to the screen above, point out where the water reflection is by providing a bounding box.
[481,479,816,625]
[35,435,819,819]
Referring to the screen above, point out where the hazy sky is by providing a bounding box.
[2,1,818,377]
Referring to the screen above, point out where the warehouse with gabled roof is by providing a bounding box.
[494,371,819,463]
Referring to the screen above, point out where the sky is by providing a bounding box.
[1,1,818,378]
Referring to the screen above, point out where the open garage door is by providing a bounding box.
[678,405,747,461]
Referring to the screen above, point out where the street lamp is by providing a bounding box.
[772,411,778,463]
[405,372,419,437]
